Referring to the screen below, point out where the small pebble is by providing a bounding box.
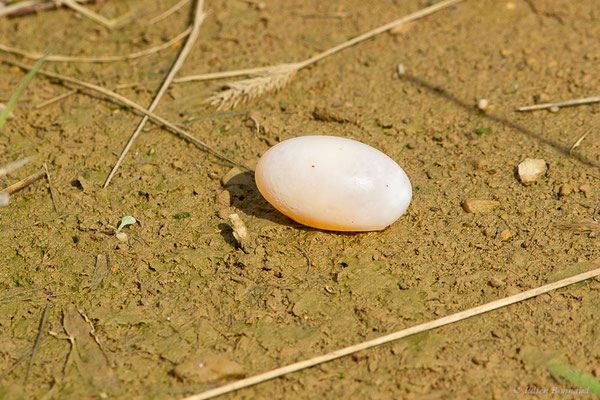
[489,277,506,288]
[215,190,231,207]
[477,98,489,111]
[579,183,592,197]
[172,160,184,170]
[396,63,406,77]
[535,93,550,103]
[470,157,489,170]
[518,158,547,185]
[461,199,500,213]
[558,184,573,197]
[116,232,128,242]
[472,354,488,366]
[228,213,251,252]
[499,229,512,241]
[593,368,600,378]
[549,106,560,113]
[221,167,243,186]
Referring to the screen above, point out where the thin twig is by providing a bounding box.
[0,169,45,195]
[43,163,60,213]
[0,0,97,18]
[103,0,205,188]
[0,59,245,170]
[148,0,190,24]
[568,129,590,154]
[0,0,45,18]
[35,89,77,109]
[182,266,600,400]
[0,156,33,177]
[516,95,600,112]
[59,0,127,29]
[0,27,191,63]
[200,0,464,109]
[24,304,51,384]
[0,349,33,381]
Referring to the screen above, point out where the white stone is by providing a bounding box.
[518,158,547,185]
[255,135,412,231]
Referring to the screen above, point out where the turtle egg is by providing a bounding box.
[255,135,412,231]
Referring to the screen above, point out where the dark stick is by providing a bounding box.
[24,304,51,383]
[0,169,45,195]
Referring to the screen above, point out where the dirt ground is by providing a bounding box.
[1,0,600,398]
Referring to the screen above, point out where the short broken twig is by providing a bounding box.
[516,95,600,112]
[43,163,60,213]
[568,129,590,154]
[0,169,45,195]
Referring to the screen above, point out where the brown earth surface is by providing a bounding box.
[1,0,600,399]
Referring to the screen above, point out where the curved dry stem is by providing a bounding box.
[149,0,190,24]
[0,27,191,63]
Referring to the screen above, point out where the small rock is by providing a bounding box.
[558,184,573,197]
[221,167,243,186]
[592,367,600,378]
[489,277,506,288]
[579,183,592,197]
[499,229,512,242]
[477,98,489,111]
[549,106,560,113]
[174,354,245,383]
[228,213,251,253]
[461,199,500,213]
[518,158,547,185]
[215,190,231,207]
[396,63,406,77]
[535,93,550,104]
[472,354,488,366]
[470,157,489,170]
[484,227,496,237]
[172,160,184,170]
[116,232,128,242]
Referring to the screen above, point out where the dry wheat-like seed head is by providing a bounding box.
[556,220,600,233]
[205,63,299,110]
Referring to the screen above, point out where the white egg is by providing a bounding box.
[255,135,412,231]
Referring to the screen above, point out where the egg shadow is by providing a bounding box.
[223,171,370,235]
[223,171,301,229]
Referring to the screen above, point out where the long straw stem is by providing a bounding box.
[183,266,600,400]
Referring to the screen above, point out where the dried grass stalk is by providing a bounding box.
[205,63,298,110]
[199,0,463,110]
